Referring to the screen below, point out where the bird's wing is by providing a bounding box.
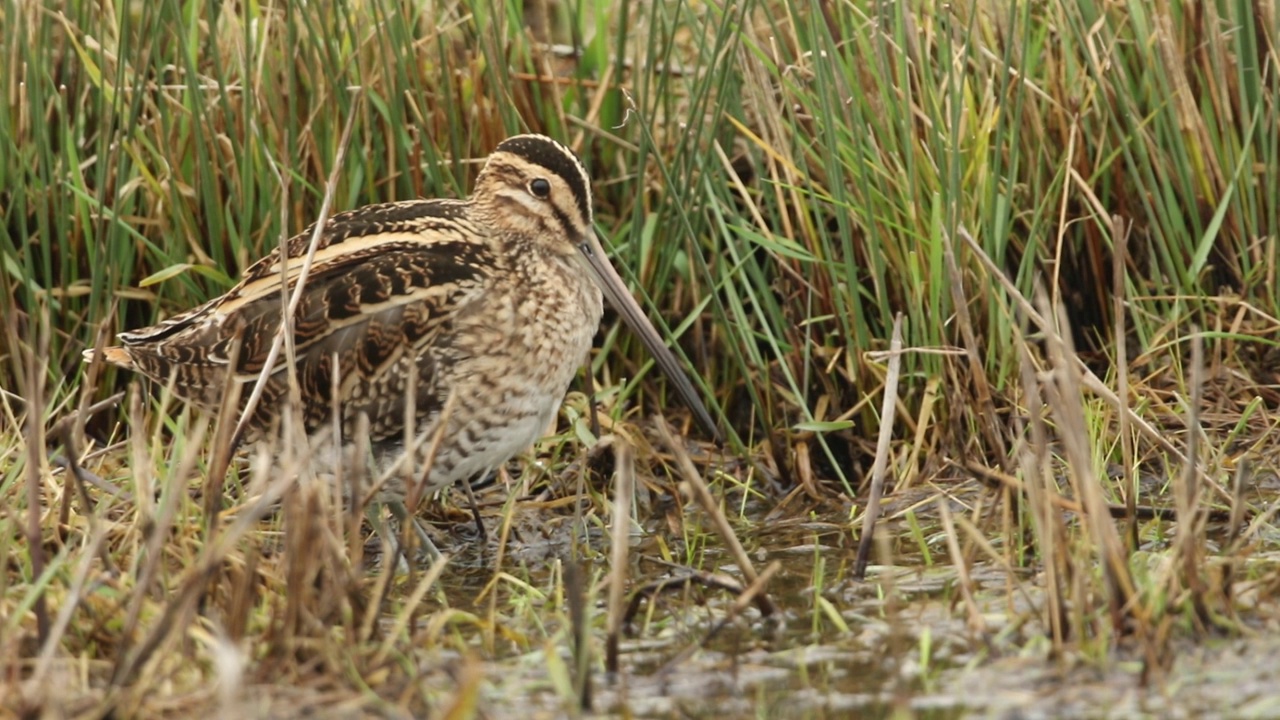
[99,200,495,435]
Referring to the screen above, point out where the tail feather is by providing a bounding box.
[83,346,136,369]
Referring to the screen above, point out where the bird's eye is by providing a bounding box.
[529,178,551,198]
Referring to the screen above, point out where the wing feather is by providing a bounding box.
[100,200,495,437]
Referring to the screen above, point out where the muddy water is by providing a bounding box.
[409,492,1280,719]
[411,503,967,718]
[427,553,970,717]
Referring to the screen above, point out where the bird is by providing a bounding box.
[85,134,718,515]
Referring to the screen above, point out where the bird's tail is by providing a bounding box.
[82,346,136,369]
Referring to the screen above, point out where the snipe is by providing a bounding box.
[86,134,717,510]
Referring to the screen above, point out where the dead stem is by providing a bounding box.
[936,500,987,633]
[113,419,210,685]
[605,438,635,674]
[231,95,362,452]
[565,557,592,711]
[1176,330,1210,626]
[958,226,1232,506]
[20,305,51,647]
[1037,290,1138,639]
[109,450,298,692]
[1110,213,1137,549]
[653,418,777,618]
[944,227,1009,464]
[56,427,116,571]
[652,561,781,678]
[374,553,450,665]
[205,335,245,538]
[963,460,1239,523]
[24,522,107,704]
[855,313,904,579]
[46,391,124,444]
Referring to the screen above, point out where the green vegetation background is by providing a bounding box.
[7,2,1279,478]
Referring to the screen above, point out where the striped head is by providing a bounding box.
[471,134,595,253]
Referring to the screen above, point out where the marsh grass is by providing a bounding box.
[6,0,1280,716]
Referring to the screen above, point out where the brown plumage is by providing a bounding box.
[87,134,716,501]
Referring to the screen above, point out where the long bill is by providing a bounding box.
[577,232,722,445]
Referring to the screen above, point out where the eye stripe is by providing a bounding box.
[494,135,592,224]
[549,205,577,239]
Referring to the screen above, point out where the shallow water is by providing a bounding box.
[406,484,1280,720]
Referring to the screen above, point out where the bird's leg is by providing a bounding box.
[388,500,443,561]
[361,440,442,566]
[584,366,601,438]
[366,503,407,573]
[458,476,487,541]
